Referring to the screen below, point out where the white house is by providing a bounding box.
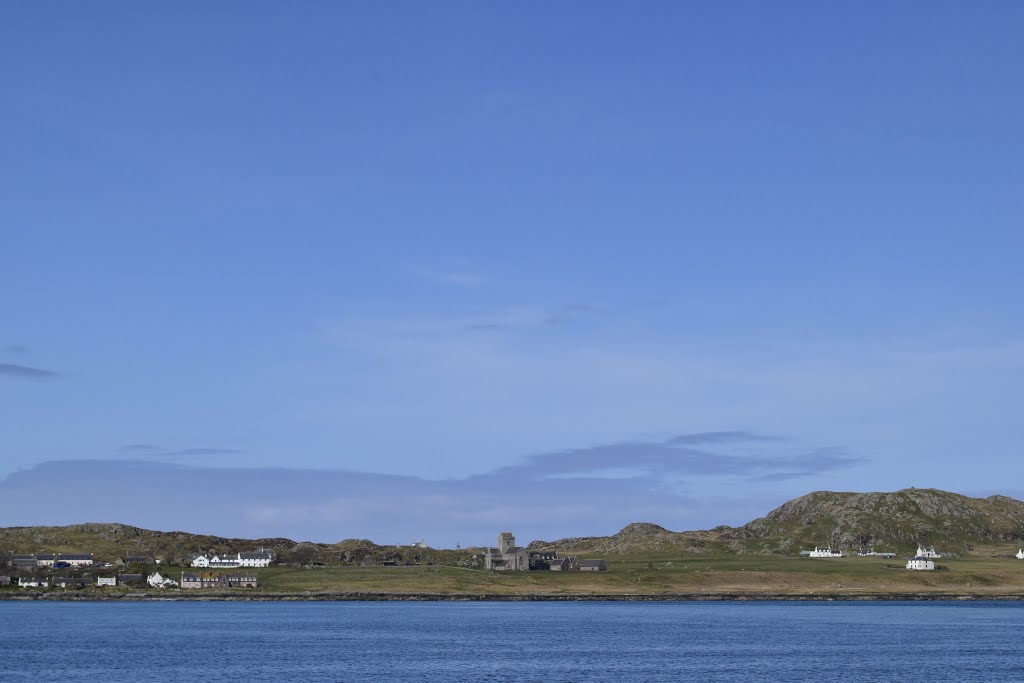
[916,546,942,559]
[18,578,48,588]
[209,554,241,568]
[97,577,117,587]
[809,546,843,558]
[60,554,95,567]
[238,550,274,568]
[907,556,935,571]
[147,572,179,588]
[193,551,273,568]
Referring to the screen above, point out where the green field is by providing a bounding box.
[48,554,1016,597]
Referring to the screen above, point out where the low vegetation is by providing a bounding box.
[3,488,1024,598]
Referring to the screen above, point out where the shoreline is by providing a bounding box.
[4,591,1024,602]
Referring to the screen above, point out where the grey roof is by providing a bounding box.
[580,559,606,567]
[36,554,55,560]
[239,551,273,559]
[59,554,94,560]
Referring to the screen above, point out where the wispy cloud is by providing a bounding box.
[0,363,58,379]
[410,267,484,288]
[117,444,164,453]
[463,303,597,333]
[4,345,30,353]
[476,432,862,484]
[114,444,243,458]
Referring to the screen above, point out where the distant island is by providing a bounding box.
[3,487,1024,600]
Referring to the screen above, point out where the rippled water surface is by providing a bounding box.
[2,601,1023,681]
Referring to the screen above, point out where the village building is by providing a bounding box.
[916,546,942,559]
[18,577,48,588]
[54,576,93,588]
[224,574,258,588]
[118,573,143,586]
[907,556,936,571]
[0,576,10,586]
[484,532,530,571]
[209,554,242,568]
[59,554,95,567]
[120,555,155,565]
[180,572,258,589]
[238,550,275,568]
[147,572,179,588]
[191,550,274,568]
[580,559,607,572]
[12,555,38,570]
[808,546,843,558]
[1016,549,1024,560]
[97,577,117,587]
[36,554,56,567]
[180,572,221,589]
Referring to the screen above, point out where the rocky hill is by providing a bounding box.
[0,522,472,567]
[529,523,725,555]
[531,488,1024,557]
[727,488,1024,556]
[4,489,1022,564]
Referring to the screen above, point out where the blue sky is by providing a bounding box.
[3,2,1023,544]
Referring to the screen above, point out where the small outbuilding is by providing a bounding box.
[580,560,607,572]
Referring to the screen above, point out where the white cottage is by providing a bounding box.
[916,545,942,559]
[808,546,843,558]
[147,572,179,588]
[906,556,935,571]
[1016,549,1024,560]
[191,555,211,568]
[238,550,274,568]
[18,578,48,588]
[97,577,117,587]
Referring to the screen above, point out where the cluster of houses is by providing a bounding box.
[483,532,607,572]
[12,553,97,569]
[804,544,945,571]
[190,550,275,568]
[0,570,258,590]
[181,572,258,588]
[2,548,272,591]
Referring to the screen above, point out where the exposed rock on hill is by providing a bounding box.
[729,488,1024,555]
[529,522,720,555]
[530,488,1024,557]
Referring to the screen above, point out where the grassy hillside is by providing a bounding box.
[729,488,1024,556]
[531,488,1024,557]
[4,489,1024,574]
[0,523,476,568]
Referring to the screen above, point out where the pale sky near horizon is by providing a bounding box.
[3,2,1023,544]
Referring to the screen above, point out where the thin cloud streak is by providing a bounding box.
[0,363,58,379]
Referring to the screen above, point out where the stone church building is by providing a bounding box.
[484,531,530,571]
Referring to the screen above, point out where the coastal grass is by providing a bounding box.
[233,555,1024,596]
[6,555,1024,598]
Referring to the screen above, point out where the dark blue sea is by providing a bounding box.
[2,601,1023,681]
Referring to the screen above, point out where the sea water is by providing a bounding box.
[1,601,1022,681]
